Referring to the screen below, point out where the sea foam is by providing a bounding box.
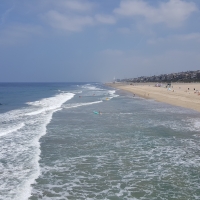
[0,92,74,200]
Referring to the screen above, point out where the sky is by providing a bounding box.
[0,0,200,82]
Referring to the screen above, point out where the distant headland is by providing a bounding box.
[116,70,200,83]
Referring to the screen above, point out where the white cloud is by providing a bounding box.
[42,10,94,32]
[114,0,198,27]
[40,0,97,32]
[95,14,116,24]
[58,0,94,12]
[40,0,94,12]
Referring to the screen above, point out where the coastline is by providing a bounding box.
[106,82,200,112]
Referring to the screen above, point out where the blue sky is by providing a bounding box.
[0,0,200,82]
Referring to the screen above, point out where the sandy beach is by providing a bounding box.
[107,82,200,112]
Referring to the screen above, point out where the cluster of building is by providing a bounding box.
[117,70,200,83]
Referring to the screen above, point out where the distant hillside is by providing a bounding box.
[117,70,200,83]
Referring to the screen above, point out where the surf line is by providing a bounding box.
[26,93,75,199]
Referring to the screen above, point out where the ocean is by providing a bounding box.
[0,82,200,200]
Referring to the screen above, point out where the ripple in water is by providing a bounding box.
[29,89,200,200]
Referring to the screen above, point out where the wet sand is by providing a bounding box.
[107,82,200,112]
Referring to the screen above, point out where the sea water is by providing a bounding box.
[0,83,200,200]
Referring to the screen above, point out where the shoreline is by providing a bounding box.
[106,82,200,113]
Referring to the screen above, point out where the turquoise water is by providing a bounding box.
[0,83,200,200]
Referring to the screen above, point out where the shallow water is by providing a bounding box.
[0,83,200,200]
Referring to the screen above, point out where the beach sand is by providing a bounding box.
[107,82,200,112]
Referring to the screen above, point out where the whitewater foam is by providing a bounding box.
[108,90,119,98]
[0,122,25,137]
[63,101,103,109]
[0,92,74,200]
